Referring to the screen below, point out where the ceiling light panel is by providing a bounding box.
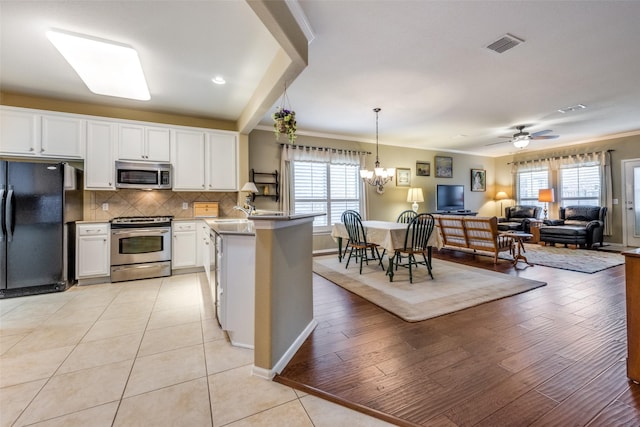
[47,30,150,101]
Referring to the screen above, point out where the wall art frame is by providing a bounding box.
[471,168,486,192]
[396,168,411,187]
[416,161,430,176]
[435,156,453,178]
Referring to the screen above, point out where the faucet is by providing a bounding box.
[233,205,254,217]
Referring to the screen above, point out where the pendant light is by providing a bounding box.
[360,108,395,194]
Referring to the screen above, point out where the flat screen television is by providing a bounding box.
[436,184,465,212]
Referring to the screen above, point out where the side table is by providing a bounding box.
[529,219,543,244]
[499,232,533,267]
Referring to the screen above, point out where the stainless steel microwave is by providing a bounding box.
[115,160,172,189]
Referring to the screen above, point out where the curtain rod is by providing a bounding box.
[280,143,371,156]
[507,149,614,165]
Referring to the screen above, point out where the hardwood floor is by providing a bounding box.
[275,248,640,426]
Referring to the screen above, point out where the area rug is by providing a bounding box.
[312,255,546,322]
[495,244,625,273]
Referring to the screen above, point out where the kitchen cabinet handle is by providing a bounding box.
[29,147,34,151]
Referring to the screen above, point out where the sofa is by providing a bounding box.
[498,205,542,233]
[436,215,513,263]
[539,206,607,248]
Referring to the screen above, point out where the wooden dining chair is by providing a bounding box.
[342,211,385,274]
[340,210,362,261]
[396,209,418,223]
[392,213,435,283]
[395,210,418,264]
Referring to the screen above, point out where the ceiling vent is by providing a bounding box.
[486,34,524,53]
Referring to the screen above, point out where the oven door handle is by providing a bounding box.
[112,230,170,237]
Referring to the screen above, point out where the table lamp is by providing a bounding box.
[538,188,555,220]
[240,182,259,208]
[406,187,424,212]
[495,191,509,216]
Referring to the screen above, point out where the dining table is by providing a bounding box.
[331,220,443,281]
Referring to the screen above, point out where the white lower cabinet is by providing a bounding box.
[198,221,211,281]
[172,221,198,269]
[76,223,110,282]
[216,232,255,348]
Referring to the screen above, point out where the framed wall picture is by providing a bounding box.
[396,168,411,187]
[435,156,453,178]
[471,168,486,192]
[416,161,430,176]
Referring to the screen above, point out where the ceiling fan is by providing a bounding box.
[489,125,560,148]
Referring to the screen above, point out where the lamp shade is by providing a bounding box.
[241,182,259,193]
[538,188,555,203]
[406,188,424,203]
[495,191,509,201]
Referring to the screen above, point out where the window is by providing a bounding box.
[292,161,361,229]
[560,163,601,206]
[517,168,549,209]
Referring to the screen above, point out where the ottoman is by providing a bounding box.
[539,225,587,248]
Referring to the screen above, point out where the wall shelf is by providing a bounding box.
[251,169,279,202]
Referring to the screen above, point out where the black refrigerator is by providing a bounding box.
[0,161,83,298]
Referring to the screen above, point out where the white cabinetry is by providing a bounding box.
[119,124,170,162]
[85,120,117,190]
[217,232,255,348]
[198,221,211,282]
[0,107,39,156]
[172,221,200,270]
[0,107,83,158]
[171,129,207,190]
[208,132,238,191]
[41,114,84,158]
[171,129,238,191]
[76,223,110,282]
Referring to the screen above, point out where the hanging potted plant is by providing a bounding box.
[272,107,297,143]
[272,83,297,143]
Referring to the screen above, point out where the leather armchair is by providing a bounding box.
[498,205,542,233]
[541,205,607,248]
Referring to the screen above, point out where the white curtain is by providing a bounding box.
[279,144,366,214]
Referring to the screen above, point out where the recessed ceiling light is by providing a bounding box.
[46,30,150,101]
[211,76,226,85]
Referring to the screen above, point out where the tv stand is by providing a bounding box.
[432,211,478,216]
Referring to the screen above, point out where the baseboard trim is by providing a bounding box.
[252,318,318,380]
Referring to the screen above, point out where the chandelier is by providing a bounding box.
[360,108,395,194]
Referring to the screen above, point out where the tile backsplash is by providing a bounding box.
[84,189,241,221]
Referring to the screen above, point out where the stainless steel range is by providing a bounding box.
[110,216,172,282]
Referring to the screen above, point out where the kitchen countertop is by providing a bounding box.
[205,219,255,235]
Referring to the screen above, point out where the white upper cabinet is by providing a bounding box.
[41,114,84,158]
[118,124,170,162]
[85,120,117,190]
[207,132,238,191]
[172,128,239,192]
[1,107,84,159]
[0,107,40,156]
[172,128,207,190]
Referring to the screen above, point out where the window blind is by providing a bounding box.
[517,169,549,209]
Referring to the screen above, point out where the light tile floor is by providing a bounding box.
[0,273,393,427]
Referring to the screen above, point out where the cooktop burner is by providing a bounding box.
[111,216,173,227]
